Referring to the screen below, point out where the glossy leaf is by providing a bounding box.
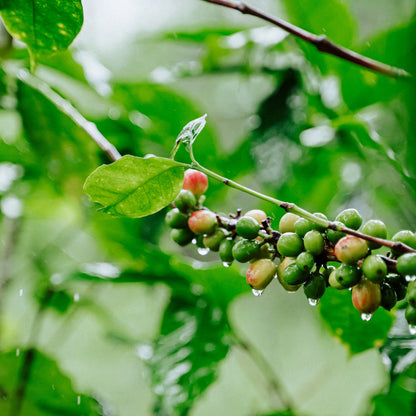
[0,0,83,63]
[83,155,184,218]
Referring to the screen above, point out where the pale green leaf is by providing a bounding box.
[83,155,185,218]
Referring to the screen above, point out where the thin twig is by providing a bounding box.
[15,69,122,162]
[202,0,411,79]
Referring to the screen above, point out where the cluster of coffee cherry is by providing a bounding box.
[165,169,416,331]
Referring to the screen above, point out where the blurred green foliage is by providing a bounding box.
[0,1,416,415]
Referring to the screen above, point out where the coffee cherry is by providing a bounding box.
[282,263,309,285]
[352,279,381,314]
[279,213,300,233]
[335,263,362,288]
[380,282,397,311]
[362,255,387,284]
[236,216,260,240]
[294,218,314,237]
[334,235,368,264]
[219,238,235,263]
[183,169,208,197]
[245,209,267,224]
[321,265,336,286]
[303,230,324,255]
[296,251,315,272]
[188,210,217,235]
[232,239,261,263]
[252,242,274,261]
[277,232,303,257]
[174,189,197,213]
[405,304,416,325]
[246,259,277,290]
[311,212,328,232]
[304,273,326,300]
[386,274,407,301]
[392,230,416,255]
[396,253,416,278]
[165,208,189,229]
[326,221,346,244]
[407,282,416,308]
[203,228,228,251]
[328,269,345,289]
[335,208,362,230]
[170,227,194,246]
[361,219,387,249]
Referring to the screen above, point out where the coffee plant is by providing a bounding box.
[1,1,416,416]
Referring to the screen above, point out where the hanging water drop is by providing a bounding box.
[18,289,23,297]
[197,247,210,256]
[308,298,319,306]
[409,324,416,335]
[405,275,416,282]
[361,313,373,321]
[252,288,263,297]
[222,261,232,268]
[192,238,197,245]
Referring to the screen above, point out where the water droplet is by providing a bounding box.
[361,313,373,321]
[18,289,23,297]
[308,298,319,306]
[73,293,80,302]
[222,262,232,268]
[77,395,81,405]
[252,288,263,297]
[409,325,416,335]
[192,238,197,245]
[197,247,210,256]
[16,348,20,356]
[405,275,416,282]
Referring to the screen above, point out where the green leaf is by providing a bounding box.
[0,0,83,65]
[83,155,185,218]
[0,349,102,415]
[319,288,394,354]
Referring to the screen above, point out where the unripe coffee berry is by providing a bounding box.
[335,208,362,230]
[311,212,328,232]
[335,263,362,288]
[246,259,277,290]
[386,274,407,301]
[203,228,228,251]
[361,219,387,249]
[219,238,235,263]
[405,304,416,325]
[296,251,315,272]
[236,216,260,240]
[326,221,345,244]
[232,239,261,263]
[294,218,314,237]
[334,235,368,264]
[188,210,217,235]
[277,257,301,292]
[279,213,300,233]
[282,263,308,285]
[392,230,416,255]
[277,232,303,257]
[245,209,267,224]
[396,253,416,278]
[352,279,381,314]
[362,254,387,284]
[170,227,194,246]
[304,273,326,300]
[380,282,397,311]
[165,208,188,229]
[328,269,345,290]
[182,169,208,197]
[174,189,197,213]
[303,230,324,255]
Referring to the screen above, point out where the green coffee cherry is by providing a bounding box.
[279,213,300,233]
[334,235,368,264]
[304,273,326,300]
[188,210,217,235]
[303,230,324,255]
[252,242,273,261]
[328,269,345,290]
[311,212,328,232]
[392,230,416,255]
[361,219,387,249]
[407,282,416,308]
[405,304,416,325]
[396,253,416,278]
[170,227,194,246]
[326,221,346,244]
[174,189,197,213]
[232,239,261,263]
[246,259,277,290]
[380,282,397,311]
[335,208,362,230]
[386,274,407,301]
[203,228,228,251]
[236,216,260,240]
[352,278,381,314]
[296,251,315,272]
[165,208,189,229]
[277,232,303,257]
[219,238,235,263]
[245,209,267,224]
[294,218,314,237]
[362,255,387,284]
[321,265,336,286]
[277,257,301,292]
[282,263,309,285]
[335,263,362,288]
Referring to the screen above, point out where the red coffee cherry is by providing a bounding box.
[188,210,217,235]
[334,235,368,264]
[352,279,381,314]
[246,259,277,290]
[183,169,208,197]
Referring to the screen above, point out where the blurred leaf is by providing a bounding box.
[0,0,83,64]
[149,290,230,416]
[84,155,184,218]
[319,288,394,354]
[0,349,102,415]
